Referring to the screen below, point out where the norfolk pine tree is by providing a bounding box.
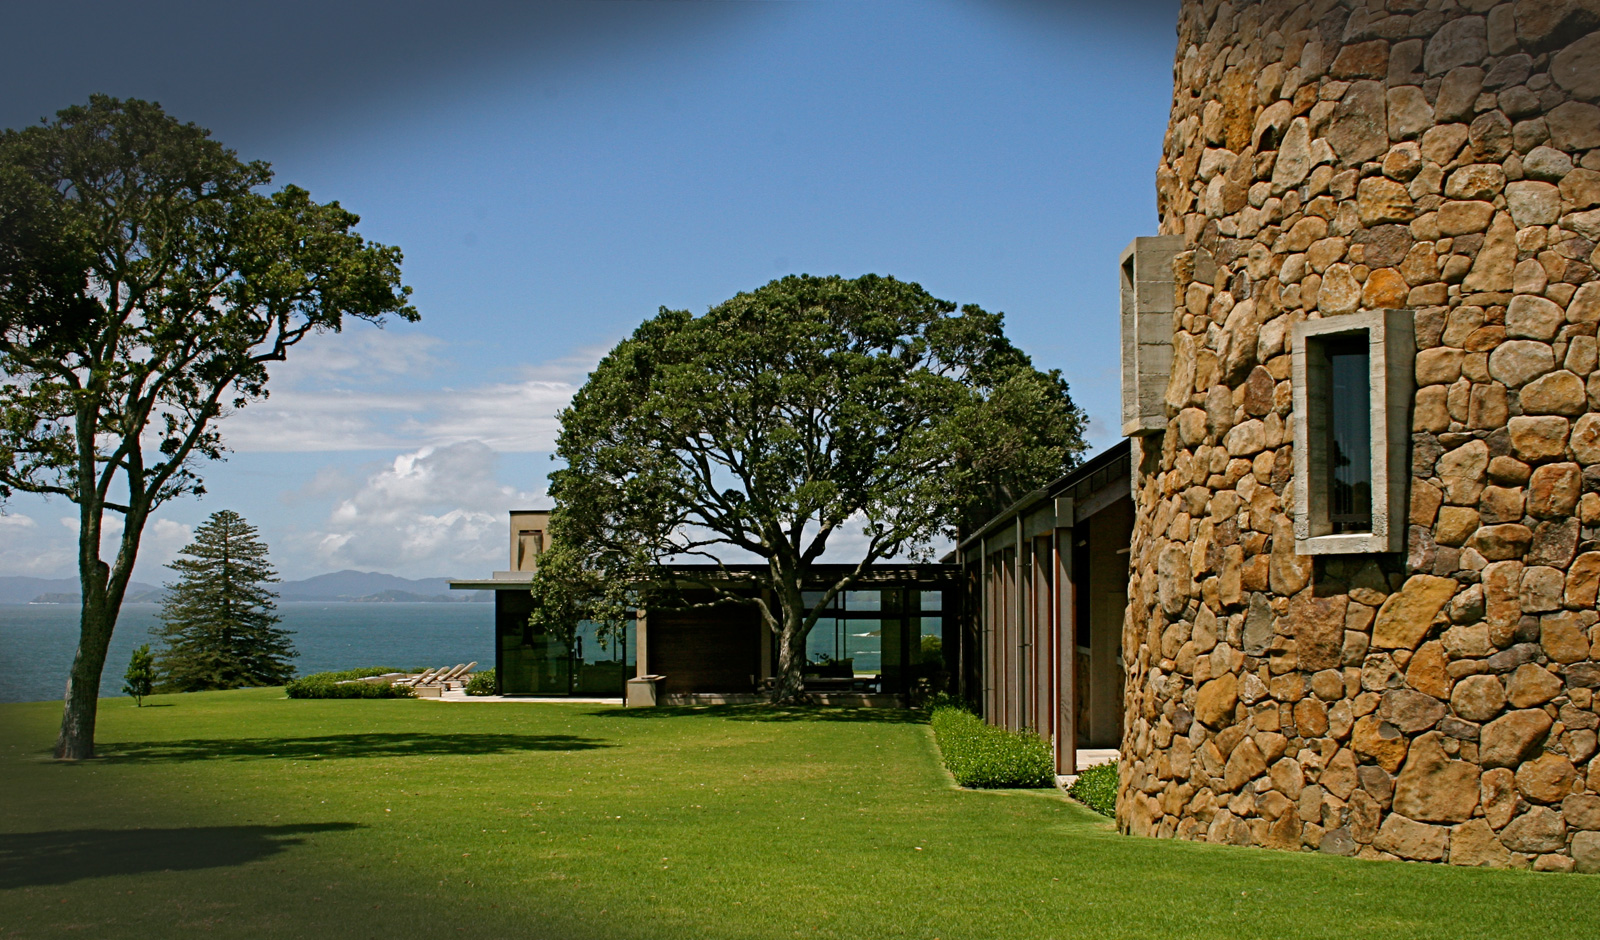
[154,510,295,691]
[0,97,415,758]
[533,274,1085,703]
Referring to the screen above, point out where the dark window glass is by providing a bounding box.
[1324,336,1372,533]
[497,602,631,696]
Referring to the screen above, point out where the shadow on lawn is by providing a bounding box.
[0,822,360,889]
[591,704,927,724]
[94,731,613,763]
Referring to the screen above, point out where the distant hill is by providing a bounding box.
[0,577,160,606]
[2,570,491,605]
[276,570,479,602]
[348,589,473,603]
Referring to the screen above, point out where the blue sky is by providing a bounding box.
[0,0,1178,581]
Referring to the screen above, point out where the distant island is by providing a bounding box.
[2,570,492,605]
[347,589,478,603]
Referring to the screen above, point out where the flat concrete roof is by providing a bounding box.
[449,578,535,591]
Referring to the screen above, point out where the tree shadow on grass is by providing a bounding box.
[93,732,613,763]
[589,704,927,724]
[0,822,360,889]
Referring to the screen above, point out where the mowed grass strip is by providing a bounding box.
[0,690,1593,939]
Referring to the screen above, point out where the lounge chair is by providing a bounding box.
[442,663,478,690]
[432,664,467,687]
[395,667,441,688]
[414,664,468,691]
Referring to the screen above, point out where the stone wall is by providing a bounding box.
[1121,0,1600,870]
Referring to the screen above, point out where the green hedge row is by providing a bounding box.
[1067,760,1118,817]
[285,667,417,699]
[929,705,1054,789]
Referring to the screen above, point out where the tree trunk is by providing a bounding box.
[56,494,142,760]
[771,621,809,704]
[768,577,811,705]
[56,570,114,760]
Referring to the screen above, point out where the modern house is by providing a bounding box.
[450,512,961,704]
[450,510,637,697]
[453,0,1600,871]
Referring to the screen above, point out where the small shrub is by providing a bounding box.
[923,691,968,713]
[464,668,496,696]
[930,705,1053,789]
[1067,760,1118,817]
[122,644,155,706]
[285,667,416,699]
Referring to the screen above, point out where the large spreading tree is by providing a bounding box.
[534,274,1085,702]
[0,96,416,758]
[154,510,296,691]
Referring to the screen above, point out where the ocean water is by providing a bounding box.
[0,602,494,704]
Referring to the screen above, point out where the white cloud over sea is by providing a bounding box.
[0,327,576,580]
[0,511,195,581]
[215,328,605,454]
[294,441,544,578]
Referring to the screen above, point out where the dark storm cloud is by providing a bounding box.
[0,0,765,144]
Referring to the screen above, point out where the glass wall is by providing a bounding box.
[495,591,634,696]
[572,619,633,696]
[799,588,945,693]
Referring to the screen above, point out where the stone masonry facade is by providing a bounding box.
[1120,0,1600,870]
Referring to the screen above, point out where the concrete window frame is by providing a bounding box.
[1290,309,1414,555]
[1119,235,1183,437]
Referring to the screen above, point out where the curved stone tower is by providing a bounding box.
[1122,0,1600,870]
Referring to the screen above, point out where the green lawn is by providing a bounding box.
[1,691,1593,939]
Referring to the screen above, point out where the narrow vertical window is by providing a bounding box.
[1323,337,1371,533]
[1291,309,1413,555]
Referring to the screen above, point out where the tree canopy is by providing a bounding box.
[154,509,296,691]
[0,96,416,757]
[534,274,1085,701]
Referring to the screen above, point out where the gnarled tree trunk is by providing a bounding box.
[767,568,813,705]
[771,622,810,704]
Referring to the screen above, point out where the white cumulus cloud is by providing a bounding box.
[297,441,543,577]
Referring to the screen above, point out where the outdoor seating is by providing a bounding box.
[423,664,466,688]
[395,667,441,688]
[441,662,478,690]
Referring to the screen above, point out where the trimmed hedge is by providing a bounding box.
[1067,760,1117,817]
[285,667,417,699]
[464,668,496,696]
[929,705,1054,789]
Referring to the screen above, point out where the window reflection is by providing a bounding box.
[799,588,945,693]
[497,606,634,696]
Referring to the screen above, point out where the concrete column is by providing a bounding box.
[635,608,649,678]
